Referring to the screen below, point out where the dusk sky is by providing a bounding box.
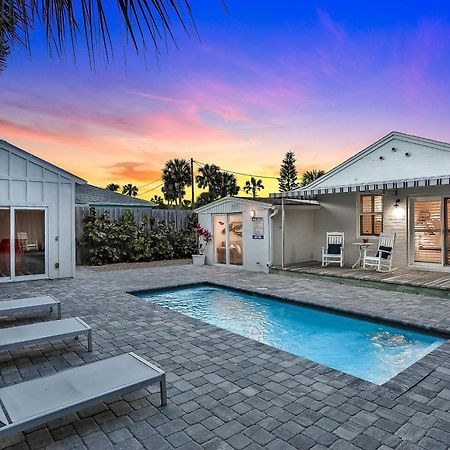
[1,1,450,197]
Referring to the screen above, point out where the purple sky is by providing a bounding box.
[1,1,450,195]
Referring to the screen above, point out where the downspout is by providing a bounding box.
[268,207,279,268]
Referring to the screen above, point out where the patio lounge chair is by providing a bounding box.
[0,296,61,320]
[0,352,167,439]
[363,233,396,272]
[322,232,345,267]
[0,317,92,353]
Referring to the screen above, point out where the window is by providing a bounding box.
[359,194,383,236]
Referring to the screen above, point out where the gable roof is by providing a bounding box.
[0,139,86,184]
[75,184,156,207]
[195,196,319,214]
[273,131,450,197]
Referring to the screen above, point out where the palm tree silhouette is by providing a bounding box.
[122,184,138,197]
[162,159,192,207]
[243,177,264,198]
[301,170,325,187]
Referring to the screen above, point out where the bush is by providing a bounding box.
[82,208,197,265]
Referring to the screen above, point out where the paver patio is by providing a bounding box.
[0,264,449,450]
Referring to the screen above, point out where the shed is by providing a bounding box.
[0,140,85,282]
[195,197,319,272]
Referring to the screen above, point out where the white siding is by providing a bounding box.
[0,143,77,280]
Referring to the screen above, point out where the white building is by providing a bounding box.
[197,132,450,273]
[195,197,319,272]
[0,140,85,282]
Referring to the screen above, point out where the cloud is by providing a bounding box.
[108,161,162,182]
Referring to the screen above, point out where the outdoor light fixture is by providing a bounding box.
[394,198,400,208]
[250,209,256,218]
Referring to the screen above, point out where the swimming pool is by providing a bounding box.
[134,284,446,384]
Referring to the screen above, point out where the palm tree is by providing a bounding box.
[196,164,221,190]
[1,1,196,71]
[106,183,120,192]
[196,164,239,200]
[122,184,138,197]
[243,177,264,198]
[161,159,192,207]
[301,169,326,187]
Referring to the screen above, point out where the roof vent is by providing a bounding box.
[405,152,411,157]
[379,156,385,160]
[391,147,397,152]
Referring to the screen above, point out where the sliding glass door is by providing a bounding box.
[0,209,11,279]
[446,199,450,265]
[0,207,47,281]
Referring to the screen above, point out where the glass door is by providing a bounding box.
[213,215,227,264]
[228,214,243,266]
[446,199,450,265]
[412,199,442,264]
[0,209,11,280]
[14,209,47,278]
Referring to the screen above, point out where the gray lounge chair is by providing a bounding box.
[0,318,92,353]
[0,352,166,438]
[0,296,61,320]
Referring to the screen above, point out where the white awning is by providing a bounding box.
[271,175,450,198]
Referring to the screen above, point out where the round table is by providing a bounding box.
[352,242,372,269]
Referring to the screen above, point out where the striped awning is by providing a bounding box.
[271,175,450,198]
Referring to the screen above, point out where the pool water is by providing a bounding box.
[135,285,445,384]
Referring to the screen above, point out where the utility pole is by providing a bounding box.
[190,157,195,210]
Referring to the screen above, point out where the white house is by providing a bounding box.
[195,197,319,272]
[0,140,86,282]
[197,131,450,273]
[272,131,450,271]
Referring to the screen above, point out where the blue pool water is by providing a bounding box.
[135,285,445,384]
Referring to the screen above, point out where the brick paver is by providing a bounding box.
[0,264,449,449]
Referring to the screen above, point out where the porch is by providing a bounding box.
[271,262,450,298]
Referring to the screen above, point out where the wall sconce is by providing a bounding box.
[250,209,256,218]
[394,198,400,208]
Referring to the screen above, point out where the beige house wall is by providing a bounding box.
[283,186,450,269]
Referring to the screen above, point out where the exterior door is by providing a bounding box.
[0,208,11,280]
[213,215,227,264]
[0,207,48,282]
[212,213,244,266]
[446,199,450,265]
[411,198,443,265]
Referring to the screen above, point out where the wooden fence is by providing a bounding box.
[75,206,195,265]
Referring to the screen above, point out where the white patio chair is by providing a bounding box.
[322,232,345,267]
[17,232,39,251]
[362,233,396,272]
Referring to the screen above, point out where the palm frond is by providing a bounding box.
[0,0,197,71]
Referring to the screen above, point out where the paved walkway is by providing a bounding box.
[0,265,449,450]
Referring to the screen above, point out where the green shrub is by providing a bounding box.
[82,208,197,265]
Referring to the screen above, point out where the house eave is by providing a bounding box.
[272,175,450,197]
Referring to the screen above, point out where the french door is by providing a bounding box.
[410,197,449,268]
[213,214,243,266]
[0,207,48,282]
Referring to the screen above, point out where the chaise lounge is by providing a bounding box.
[0,352,167,438]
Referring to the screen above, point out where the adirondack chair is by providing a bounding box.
[322,232,345,267]
[363,233,396,272]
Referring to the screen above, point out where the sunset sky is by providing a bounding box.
[1,1,450,198]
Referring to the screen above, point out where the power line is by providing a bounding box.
[194,160,278,180]
[139,183,164,196]
[137,177,162,189]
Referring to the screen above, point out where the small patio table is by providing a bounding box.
[352,242,372,269]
